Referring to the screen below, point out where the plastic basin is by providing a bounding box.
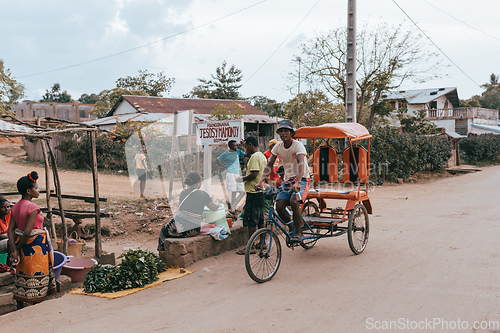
[53,251,67,279]
[61,257,97,282]
[203,204,230,233]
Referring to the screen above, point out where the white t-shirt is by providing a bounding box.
[271,140,310,180]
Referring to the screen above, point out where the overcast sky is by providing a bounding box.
[2,0,499,104]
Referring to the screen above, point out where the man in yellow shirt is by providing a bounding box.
[236,136,267,255]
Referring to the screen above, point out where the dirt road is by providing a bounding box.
[2,165,500,332]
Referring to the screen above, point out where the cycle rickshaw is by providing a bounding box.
[245,123,372,283]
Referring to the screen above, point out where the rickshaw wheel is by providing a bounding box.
[245,228,282,283]
[301,201,319,217]
[301,201,320,249]
[348,204,369,255]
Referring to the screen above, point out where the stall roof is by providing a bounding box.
[84,112,170,127]
[193,113,279,123]
[294,123,372,140]
[0,119,35,133]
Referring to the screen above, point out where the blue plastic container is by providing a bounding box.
[53,251,67,279]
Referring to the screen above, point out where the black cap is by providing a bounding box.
[276,120,295,135]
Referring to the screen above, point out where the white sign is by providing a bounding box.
[196,120,243,145]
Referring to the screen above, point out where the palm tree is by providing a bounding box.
[481,73,500,92]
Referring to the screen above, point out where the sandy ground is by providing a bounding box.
[0,143,236,257]
[1,146,499,332]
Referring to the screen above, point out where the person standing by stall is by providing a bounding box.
[134,145,148,198]
[217,140,245,210]
[236,136,267,255]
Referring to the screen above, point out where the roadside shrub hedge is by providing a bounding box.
[370,126,452,181]
[56,133,127,171]
[459,133,500,165]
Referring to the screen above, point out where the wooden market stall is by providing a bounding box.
[0,116,106,258]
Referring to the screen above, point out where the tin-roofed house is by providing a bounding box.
[382,87,499,135]
[85,95,279,145]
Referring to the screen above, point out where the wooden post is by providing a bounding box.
[203,145,212,195]
[36,117,56,243]
[41,139,56,242]
[196,144,200,174]
[46,141,67,255]
[187,110,193,171]
[89,131,102,258]
[158,165,166,196]
[168,139,175,201]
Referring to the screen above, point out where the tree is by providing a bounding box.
[78,93,100,104]
[40,83,73,103]
[478,73,500,110]
[284,90,343,127]
[208,103,249,120]
[92,88,148,118]
[481,73,499,92]
[459,95,482,108]
[0,59,25,115]
[246,95,284,118]
[295,23,443,127]
[187,61,243,100]
[115,70,174,97]
[90,70,175,118]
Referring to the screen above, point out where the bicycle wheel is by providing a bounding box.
[347,204,369,255]
[245,228,282,283]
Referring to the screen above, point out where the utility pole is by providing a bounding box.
[296,56,302,126]
[346,0,356,123]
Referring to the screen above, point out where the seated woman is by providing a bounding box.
[8,171,56,308]
[0,198,11,254]
[158,172,220,251]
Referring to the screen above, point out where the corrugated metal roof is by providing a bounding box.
[84,113,169,126]
[444,131,463,139]
[107,96,267,117]
[193,114,278,123]
[383,87,459,107]
[470,123,500,133]
[0,119,35,133]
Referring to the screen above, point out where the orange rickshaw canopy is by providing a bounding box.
[294,123,372,141]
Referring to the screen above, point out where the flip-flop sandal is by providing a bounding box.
[290,236,302,243]
[236,248,256,255]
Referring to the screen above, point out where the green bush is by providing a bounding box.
[460,134,500,165]
[370,126,452,181]
[56,133,127,171]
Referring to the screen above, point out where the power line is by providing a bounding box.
[18,0,268,79]
[392,0,480,87]
[422,0,500,43]
[242,0,321,86]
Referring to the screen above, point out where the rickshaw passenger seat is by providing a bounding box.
[313,146,338,183]
[342,146,369,183]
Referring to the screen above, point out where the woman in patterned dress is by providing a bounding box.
[8,171,55,308]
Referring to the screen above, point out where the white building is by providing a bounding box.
[383,87,499,135]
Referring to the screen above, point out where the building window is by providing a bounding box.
[79,109,87,118]
[33,109,46,117]
[429,101,437,109]
[56,109,69,120]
